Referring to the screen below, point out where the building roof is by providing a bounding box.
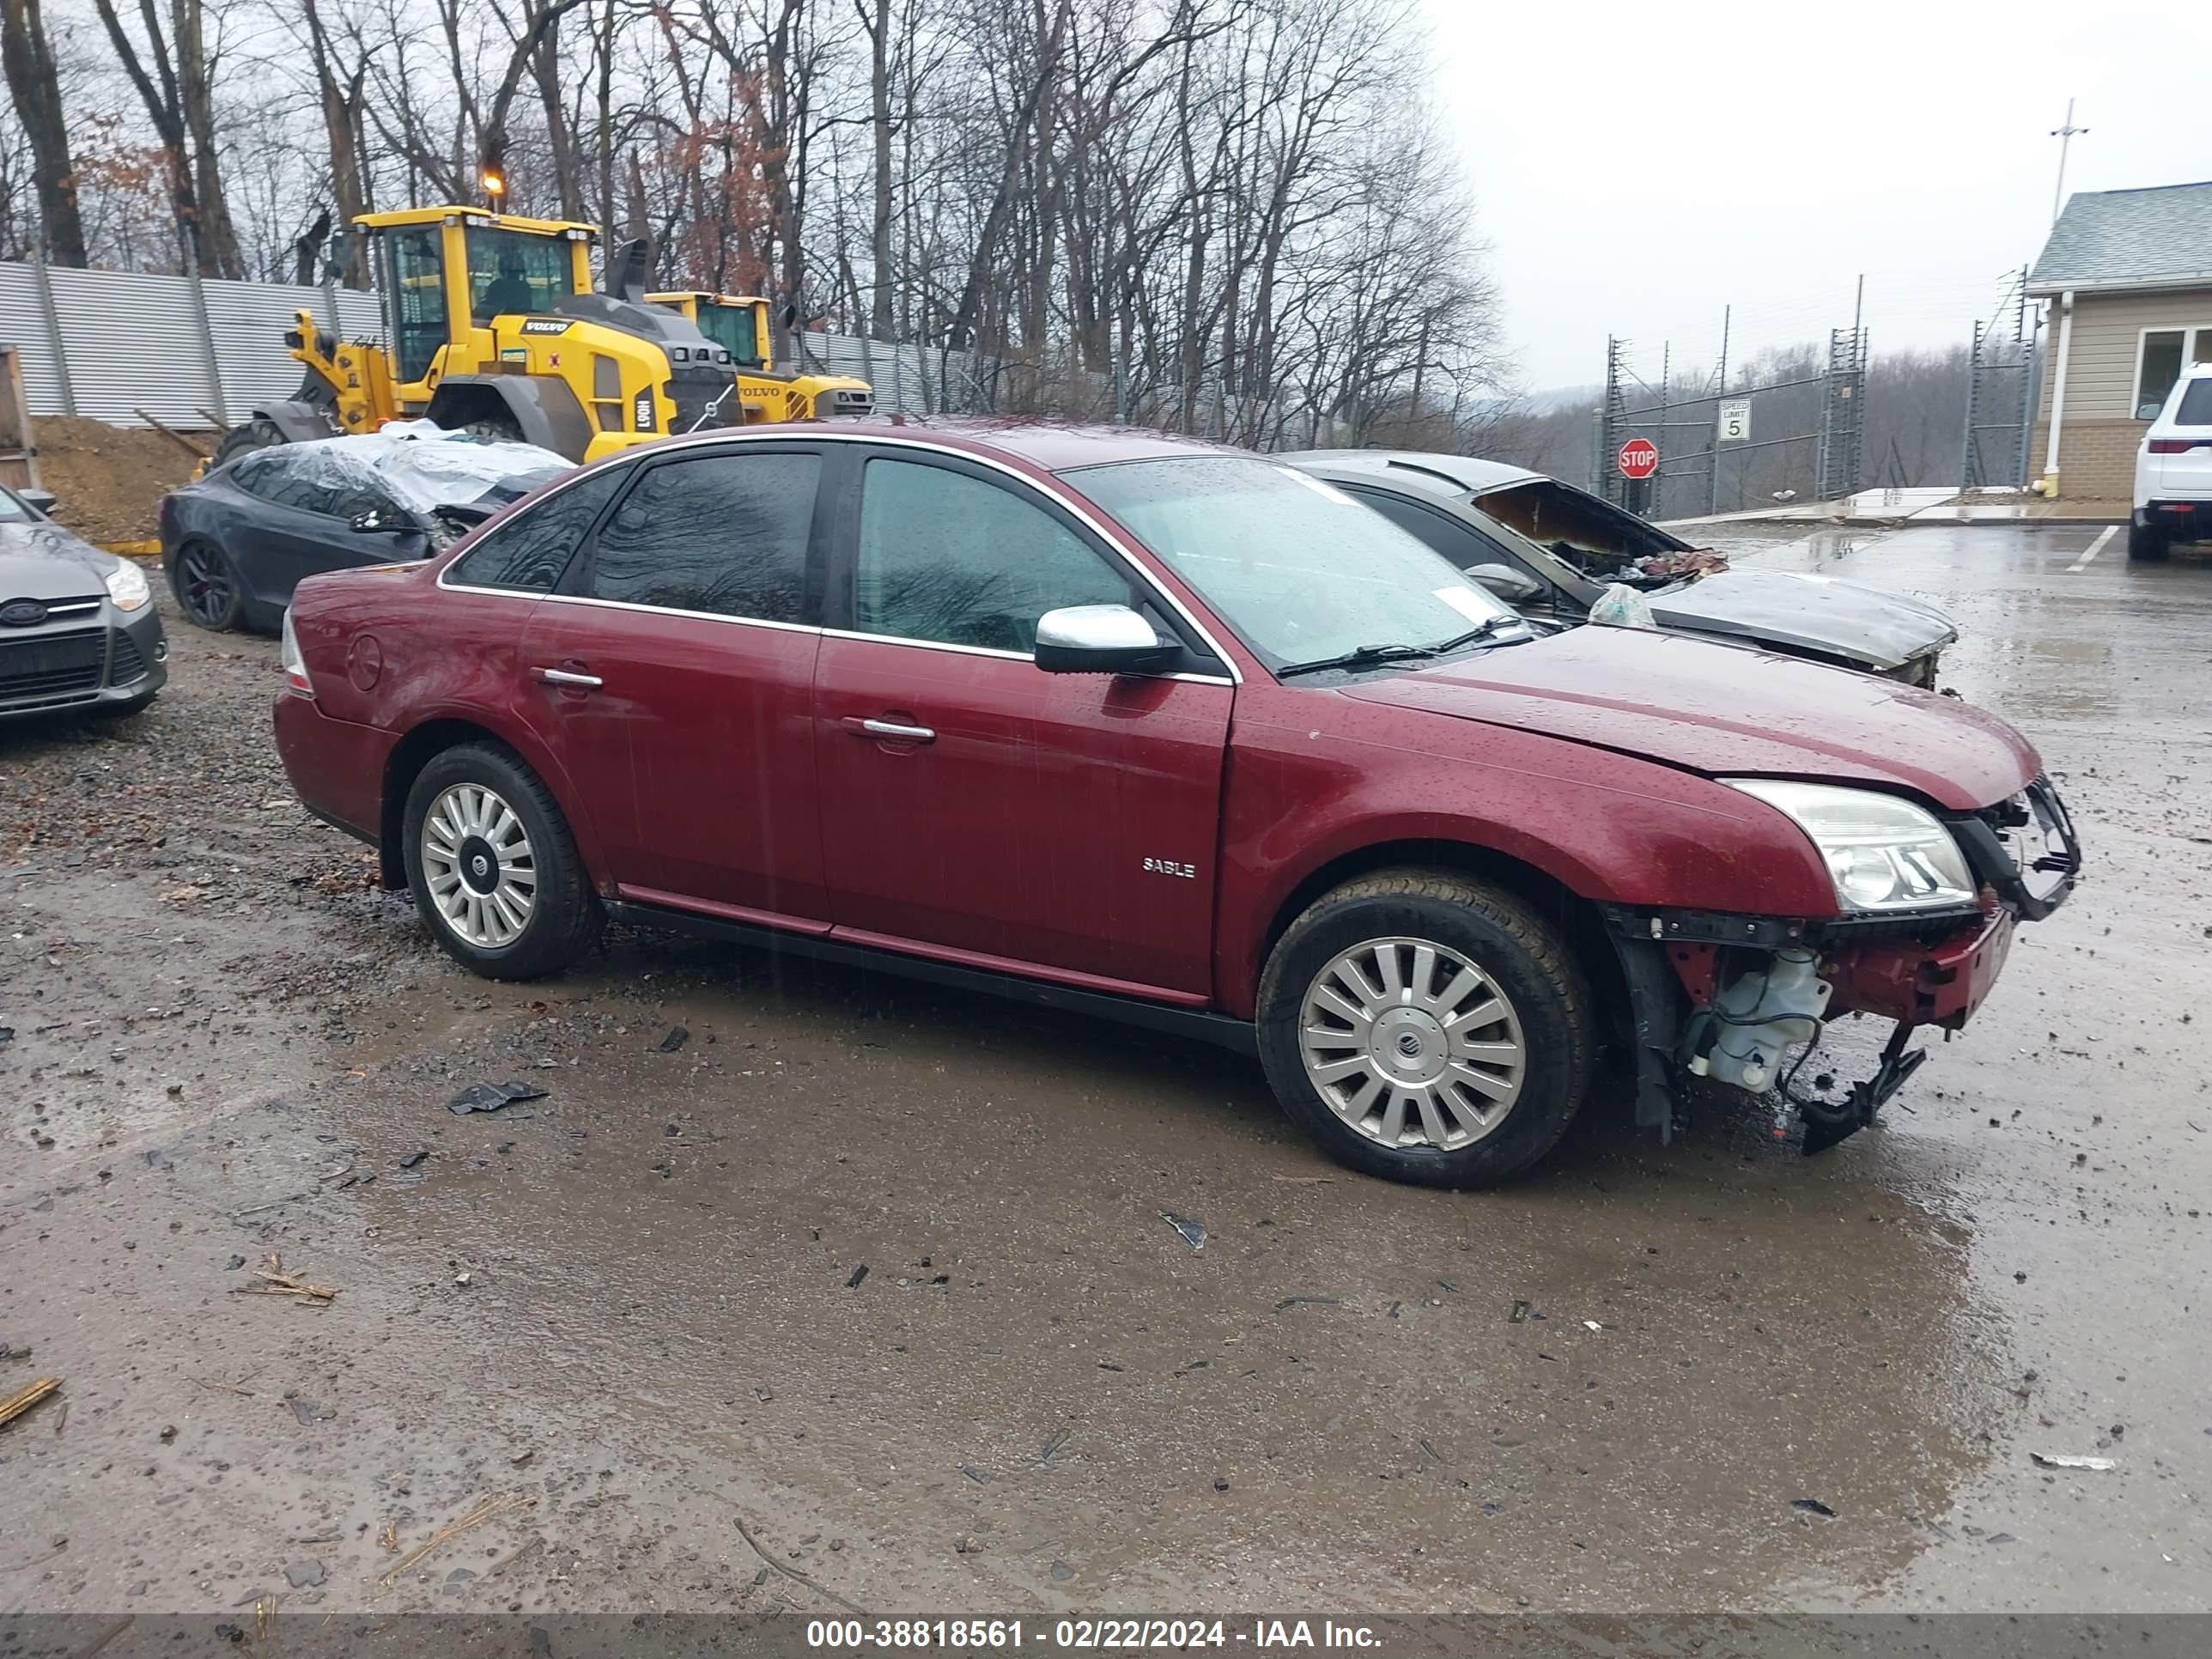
[2028,180,2212,295]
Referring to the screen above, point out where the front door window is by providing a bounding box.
[386,227,448,385]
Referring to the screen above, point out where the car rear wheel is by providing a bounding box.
[402,743,602,980]
[2127,520,2169,562]
[1256,870,1594,1188]
[168,539,243,631]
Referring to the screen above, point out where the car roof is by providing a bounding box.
[807,416,1239,473]
[1276,448,1545,495]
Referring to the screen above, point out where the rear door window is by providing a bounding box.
[447,466,625,593]
[587,450,820,623]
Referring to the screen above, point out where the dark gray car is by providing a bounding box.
[159,425,570,633]
[1281,449,1959,685]
[0,482,167,721]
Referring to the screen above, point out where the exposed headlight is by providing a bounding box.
[104,560,151,611]
[1726,779,1976,913]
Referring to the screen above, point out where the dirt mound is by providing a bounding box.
[28,415,208,544]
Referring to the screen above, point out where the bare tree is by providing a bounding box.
[0,0,87,262]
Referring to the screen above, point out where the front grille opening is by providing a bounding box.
[0,625,104,707]
[108,629,149,685]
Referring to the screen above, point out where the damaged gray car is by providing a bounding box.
[1282,449,1959,686]
[159,422,572,634]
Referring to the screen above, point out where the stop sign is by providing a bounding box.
[1617,437,1659,480]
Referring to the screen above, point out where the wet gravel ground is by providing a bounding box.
[3,534,2209,1620]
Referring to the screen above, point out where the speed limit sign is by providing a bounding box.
[1717,398,1751,444]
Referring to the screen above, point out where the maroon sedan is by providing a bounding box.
[273,422,2078,1186]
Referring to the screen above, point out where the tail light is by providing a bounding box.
[280,608,315,697]
[2148,438,2207,454]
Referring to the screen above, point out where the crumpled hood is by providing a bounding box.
[1339,626,2039,810]
[0,520,120,600]
[1649,567,1958,671]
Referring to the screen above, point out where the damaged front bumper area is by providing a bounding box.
[1602,775,2081,1152]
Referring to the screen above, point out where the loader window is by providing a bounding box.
[694,302,766,368]
[386,227,448,385]
[469,229,569,324]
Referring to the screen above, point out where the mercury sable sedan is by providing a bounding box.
[271,422,2079,1186]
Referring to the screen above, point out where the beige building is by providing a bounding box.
[2029,180,2212,501]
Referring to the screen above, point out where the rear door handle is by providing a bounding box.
[533,665,603,689]
[842,715,935,744]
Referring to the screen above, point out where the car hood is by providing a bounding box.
[1646,567,1958,671]
[0,520,121,599]
[1337,626,2037,810]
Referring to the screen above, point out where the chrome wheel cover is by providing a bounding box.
[1298,935,1526,1150]
[420,782,538,949]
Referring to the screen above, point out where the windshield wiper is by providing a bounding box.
[1424,616,1521,653]
[1276,617,1525,680]
[1275,642,1437,679]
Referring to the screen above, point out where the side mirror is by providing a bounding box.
[1034,604,1181,676]
[21,487,57,516]
[349,508,400,534]
[1464,562,1543,605]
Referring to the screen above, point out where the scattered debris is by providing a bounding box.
[658,1026,690,1053]
[959,1463,993,1485]
[378,1522,398,1553]
[845,1264,869,1290]
[1036,1427,1073,1463]
[2031,1452,2116,1472]
[158,1424,178,1442]
[511,1449,535,1468]
[447,1080,549,1115]
[240,1254,338,1304]
[283,1560,325,1588]
[191,1376,256,1398]
[1212,1476,1230,1492]
[735,1516,868,1614]
[382,1490,539,1585]
[1274,1295,1338,1311]
[0,1376,62,1430]
[224,1255,246,1272]
[1583,1320,1603,1333]
[954,1534,983,1554]
[1510,1300,1533,1323]
[398,1150,430,1169]
[1270,1173,1334,1184]
[1049,1559,1075,1582]
[287,1396,333,1425]
[1158,1210,1206,1251]
[1792,1498,1837,1517]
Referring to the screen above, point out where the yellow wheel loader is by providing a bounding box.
[217,209,762,468]
[645,292,875,424]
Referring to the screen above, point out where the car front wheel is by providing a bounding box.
[1256,870,1595,1188]
[169,540,244,631]
[401,743,602,979]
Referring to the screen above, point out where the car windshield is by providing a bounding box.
[1065,456,1524,672]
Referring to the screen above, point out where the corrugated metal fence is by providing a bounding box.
[0,259,381,428]
[1,258,1334,441]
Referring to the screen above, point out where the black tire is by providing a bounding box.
[1256,869,1595,1188]
[400,742,603,980]
[2126,520,2168,562]
[167,538,244,631]
[211,417,286,468]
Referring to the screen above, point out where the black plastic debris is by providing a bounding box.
[1510,1299,1533,1323]
[447,1080,550,1115]
[0,1027,14,1044]
[1275,1295,1338,1312]
[397,1150,429,1169]
[1158,1210,1206,1252]
[1792,1498,1837,1517]
[845,1264,869,1289]
[658,1026,690,1053]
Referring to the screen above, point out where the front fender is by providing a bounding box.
[1214,708,1838,1015]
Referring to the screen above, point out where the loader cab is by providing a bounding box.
[357,207,598,395]
[647,293,770,370]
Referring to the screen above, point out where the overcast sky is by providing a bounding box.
[1421,0,2212,392]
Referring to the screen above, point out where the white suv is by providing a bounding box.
[2133,362,2212,561]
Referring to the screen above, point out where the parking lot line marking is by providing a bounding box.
[2067,526,2118,573]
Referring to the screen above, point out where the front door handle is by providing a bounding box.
[842,715,935,744]
[533,665,603,689]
